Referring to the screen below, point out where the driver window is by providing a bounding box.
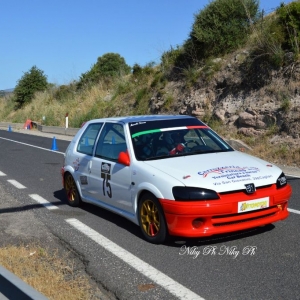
[95,123,127,161]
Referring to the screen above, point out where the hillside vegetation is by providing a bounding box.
[0,0,300,166]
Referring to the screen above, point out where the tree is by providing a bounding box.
[78,53,131,88]
[276,1,300,55]
[96,53,131,77]
[14,66,48,107]
[184,0,259,60]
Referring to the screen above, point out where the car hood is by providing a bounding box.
[144,151,282,193]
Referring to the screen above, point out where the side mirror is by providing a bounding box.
[118,151,130,166]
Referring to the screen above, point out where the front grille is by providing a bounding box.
[219,184,273,196]
[212,206,278,227]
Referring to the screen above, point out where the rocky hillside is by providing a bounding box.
[150,49,300,154]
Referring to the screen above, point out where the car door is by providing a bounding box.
[87,122,133,213]
[75,122,103,198]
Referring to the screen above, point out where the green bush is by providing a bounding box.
[132,63,143,76]
[13,66,48,108]
[150,72,167,89]
[78,53,131,89]
[96,53,131,77]
[185,0,259,59]
[53,83,76,102]
[132,62,155,82]
[277,1,300,55]
[161,46,185,73]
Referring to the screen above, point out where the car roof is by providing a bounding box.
[85,114,195,125]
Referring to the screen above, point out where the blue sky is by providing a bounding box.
[1,0,293,90]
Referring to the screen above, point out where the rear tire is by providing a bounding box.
[138,193,168,244]
[64,173,81,207]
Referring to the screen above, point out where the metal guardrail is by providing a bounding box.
[0,266,48,299]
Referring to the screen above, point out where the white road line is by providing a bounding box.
[29,194,59,210]
[0,137,64,155]
[288,208,300,215]
[66,218,204,300]
[0,171,6,176]
[7,179,26,189]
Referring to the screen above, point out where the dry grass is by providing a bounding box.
[235,132,300,167]
[0,243,99,299]
[0,76,150,128]
[251,140,300,166]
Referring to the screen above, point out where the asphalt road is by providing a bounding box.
[0,129,300,300]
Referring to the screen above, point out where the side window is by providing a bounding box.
[77,123,103,155]
[95,123,127,161]
[184,129,204,146]
[197,129,223,151]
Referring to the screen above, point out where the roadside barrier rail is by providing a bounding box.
[0,266,48,300]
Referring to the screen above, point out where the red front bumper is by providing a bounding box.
[159,184,292,238]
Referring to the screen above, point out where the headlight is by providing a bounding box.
[172,187,220,201]
[276,172,287,188]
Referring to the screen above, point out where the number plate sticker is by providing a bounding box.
[238,197,269,213]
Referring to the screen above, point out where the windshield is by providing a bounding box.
[129,118,233,160]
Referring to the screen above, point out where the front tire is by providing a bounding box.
[138,193,168,244]
[64,173,81,207]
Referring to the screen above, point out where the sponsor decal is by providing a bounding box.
[238,197,269,213]
[198,166,260,179]
[101,162,111,174]
[198,166,275,185]
[132,125,208,138]
[80,176,88,185]
[73,158,80,171]
[278,176,287,186]
[130,121,147,127]
[245,183,255,194]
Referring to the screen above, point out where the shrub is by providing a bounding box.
[132,62,155,83]
[134,87,148,106]
[77,53,131,89]
[96,53,131,77]
[276,1,300,56]
[53,83,76,102]
[185,0,259,60]
[14,66,48,108]
[132,63,143,76]
[161,46,185,74]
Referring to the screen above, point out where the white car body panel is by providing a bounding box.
[143,151,282,193]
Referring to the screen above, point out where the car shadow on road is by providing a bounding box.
[53,188,278,247]
[165,224,276,247]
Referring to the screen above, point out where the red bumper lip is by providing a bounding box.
[159,184,292,238]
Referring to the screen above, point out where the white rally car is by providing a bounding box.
[61,115,292,243]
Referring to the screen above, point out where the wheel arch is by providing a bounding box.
[63,170,83,199]
[134,182,164,215]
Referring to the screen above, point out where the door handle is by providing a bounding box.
[88,161,92,173]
